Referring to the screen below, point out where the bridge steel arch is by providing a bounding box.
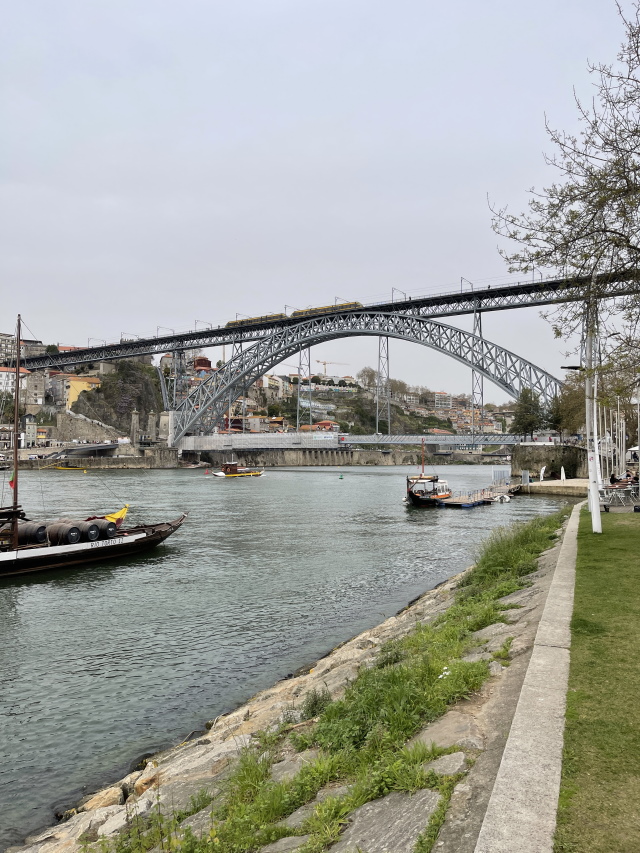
[169,311,562,444]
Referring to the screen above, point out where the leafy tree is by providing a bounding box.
[311,375,321,384]
[546,395,564,437]
[267,403,281,417]
[510,388,545,439]
[557,373,587,435]
[45,344,59,354]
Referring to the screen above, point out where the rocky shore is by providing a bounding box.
[9,514,570,853]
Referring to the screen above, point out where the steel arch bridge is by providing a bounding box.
[169,310,562,444]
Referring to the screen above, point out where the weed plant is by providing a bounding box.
[90,509,567,853]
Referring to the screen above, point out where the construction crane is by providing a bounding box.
[315,360,348,376]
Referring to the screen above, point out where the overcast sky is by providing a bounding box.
[1,1,632,402]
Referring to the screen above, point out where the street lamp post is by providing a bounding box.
[584,296,602,533]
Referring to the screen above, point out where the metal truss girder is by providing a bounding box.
[169,312,563,444]
[22,273,640,371]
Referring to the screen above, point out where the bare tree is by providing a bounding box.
[491,2,640,342]
[356,366,377,390]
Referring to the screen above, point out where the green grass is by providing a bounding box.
[91,509,569,853]
[554,510,640,853]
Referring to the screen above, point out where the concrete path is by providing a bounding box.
[473,502,583,853]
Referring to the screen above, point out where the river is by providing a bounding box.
[0,464,568,849]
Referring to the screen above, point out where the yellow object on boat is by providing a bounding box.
[105,504,129,523]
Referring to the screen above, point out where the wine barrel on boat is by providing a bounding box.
[0,521,48,545]
[73,521,100,541]
[47,522,82,545]
[94,519,117,539]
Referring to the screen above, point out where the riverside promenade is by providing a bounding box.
[9,507,582,853]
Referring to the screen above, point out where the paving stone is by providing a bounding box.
[278,785,350,828]
[330,789,440,852]
[410,710,485,751]
[270,749,319,783]
[260,836,311,852]
[489,660,506,677]
[423,751,466,776]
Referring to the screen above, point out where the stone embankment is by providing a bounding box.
[10,513,572,853]
[524,479,588,498]
[511,443,587,479]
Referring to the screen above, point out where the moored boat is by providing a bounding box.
[0,315,187,579]
[212,461,264,478]
[404,438,452,507]
[405,474,452,506]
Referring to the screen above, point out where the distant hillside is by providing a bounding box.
[71,362,163,434]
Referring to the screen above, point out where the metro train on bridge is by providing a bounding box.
[225,302,364,328]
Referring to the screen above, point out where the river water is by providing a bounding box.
[0,465,568,849]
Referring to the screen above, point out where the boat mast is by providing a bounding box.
[421,437,425,475]
[12,315,21,548]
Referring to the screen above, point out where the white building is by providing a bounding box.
[0,366,29,395]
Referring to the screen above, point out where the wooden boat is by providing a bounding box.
[212,461,264,478]
[404,438,452,507]
[0,315,187,579]
[405,474,452,506]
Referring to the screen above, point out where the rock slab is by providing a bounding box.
[270,749,319,783]
[330,789,440,852]
[423,751,467,776]
[411,710,484,751]
[279,785,350,829]
[260,836,311,852]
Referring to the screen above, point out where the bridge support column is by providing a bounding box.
[376,336,391,435]
[471,305,484,445]
[296,347,311,430]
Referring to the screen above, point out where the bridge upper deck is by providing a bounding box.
[17,270,639,371]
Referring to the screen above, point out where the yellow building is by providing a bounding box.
[66,376,101,407]
[51,374,102,408]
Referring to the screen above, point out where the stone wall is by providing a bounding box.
[21,448,179,470]
[511,443,587,479]
[197,448,422,467]
[22,456,153,470]
[53,412,121,443]
[141,447,180,468]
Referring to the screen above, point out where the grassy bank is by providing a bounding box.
[92,510,569,853]
[555,510,640,853]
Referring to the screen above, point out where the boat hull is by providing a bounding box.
[406,491,445,507]
[0,515,187,579]
[212,471,263,478]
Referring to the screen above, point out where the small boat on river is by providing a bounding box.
[0,315,187,579]
[212,461,264,478]
[405,474,452,507]
[404,439,452,507]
